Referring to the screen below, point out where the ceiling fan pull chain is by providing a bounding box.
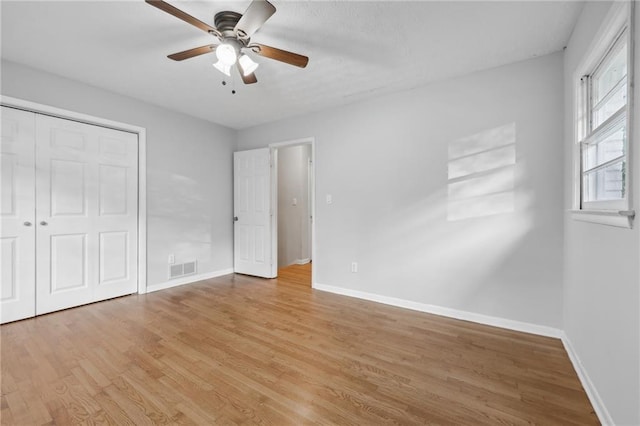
[221,73,237,94]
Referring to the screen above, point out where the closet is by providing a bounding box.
[1,106,139,324]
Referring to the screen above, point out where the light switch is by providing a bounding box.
[292,197,297,206]
[326,194,332,204]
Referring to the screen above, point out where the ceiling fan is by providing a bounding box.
[146,0,309,85]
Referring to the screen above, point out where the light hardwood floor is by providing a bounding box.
[1,263,598,425]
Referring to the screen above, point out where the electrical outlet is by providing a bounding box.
[326,194,333,204]
[351,262,358,273]
[168,254,175,264]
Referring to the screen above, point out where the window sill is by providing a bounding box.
[570,209,635,228]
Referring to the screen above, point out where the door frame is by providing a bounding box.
[0,95,148,293]
[269,137,315,282]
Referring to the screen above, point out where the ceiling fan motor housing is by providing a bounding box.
[214,11,243,38]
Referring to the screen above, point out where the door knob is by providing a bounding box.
[40,221,48,226]
[233,216,239,222]
[24,221,32,227]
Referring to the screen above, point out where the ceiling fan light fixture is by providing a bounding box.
[148,0,310,85]
[238,54,259,76]
[216,42,238,66]
[213,61,232,76]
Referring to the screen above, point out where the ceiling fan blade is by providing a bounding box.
[234,0,276,39]
[146,0,216,34]
[237,62,258,84]
[168,44,217,61]
[241,72,258,85]
[251,44,309,68]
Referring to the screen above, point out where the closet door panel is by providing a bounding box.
[0,107,36,324]
[93,125,138,302]
[35,115,94,313]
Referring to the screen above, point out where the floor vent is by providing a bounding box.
[169,260,197,279]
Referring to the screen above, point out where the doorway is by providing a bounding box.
[272,139,314,286]
[232,139,314,284]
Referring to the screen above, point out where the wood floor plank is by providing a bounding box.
[93,390,137,426]
[3,389,34,425]
[0,263,599,425]
[16,378,54,425]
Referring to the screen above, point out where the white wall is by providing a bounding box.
[1,60,236,288]
[238,52,565,329]
[277,144,311,267]
[563,2,640,424]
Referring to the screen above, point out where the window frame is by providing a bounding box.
[572,1,635,228]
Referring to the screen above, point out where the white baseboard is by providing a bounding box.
[312,283,562,338]
[145,268,235,293]
[561,333,613,426]
[295,258,311,265]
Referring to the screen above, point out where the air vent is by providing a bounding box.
[169,264,183,279]
[169,260,197,279]
[183,261,196,275]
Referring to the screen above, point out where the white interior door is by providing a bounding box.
[1,107,36,323]
[234,148,274,278]
[35,114,138,315]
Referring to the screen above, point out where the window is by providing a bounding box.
[581,30,628,208]
[573,2,634,227]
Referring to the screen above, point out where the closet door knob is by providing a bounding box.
[24,221,32,227]
[40,221,48,226]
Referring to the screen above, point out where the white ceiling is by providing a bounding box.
[1,1,583,129]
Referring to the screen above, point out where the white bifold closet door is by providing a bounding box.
[35,113,139,315]
[1,106,139,323]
